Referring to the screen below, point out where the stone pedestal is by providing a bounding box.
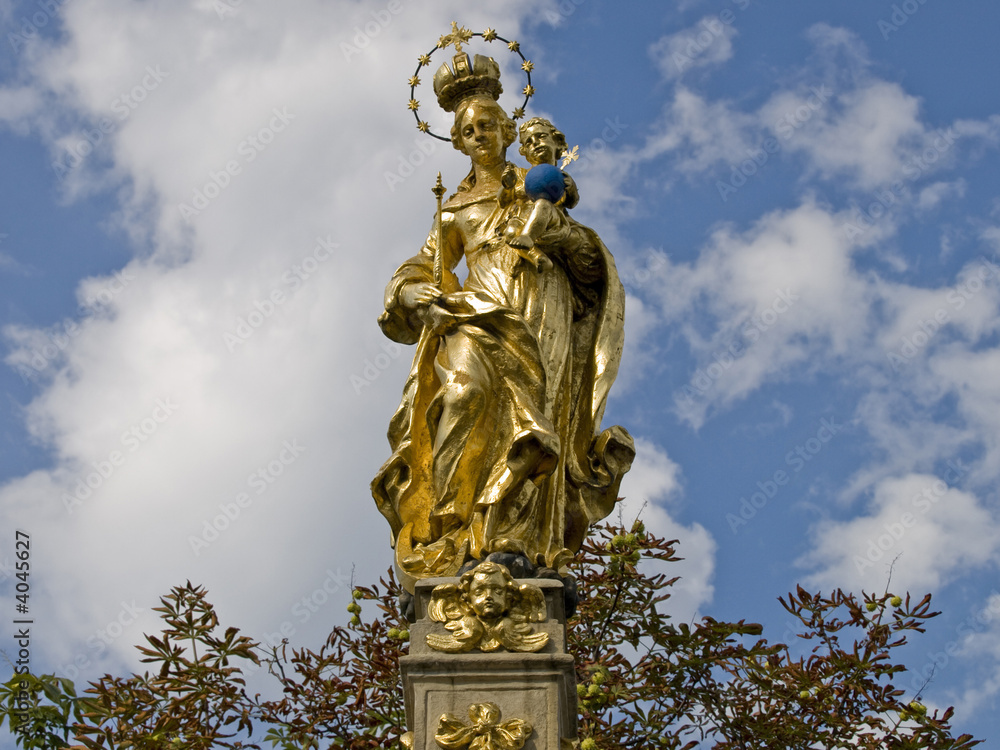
[401,577,577,750]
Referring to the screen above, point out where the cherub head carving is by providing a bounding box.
[465,561,517,621]
[426,561,549,653]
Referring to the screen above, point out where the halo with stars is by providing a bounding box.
[408,22,535,142]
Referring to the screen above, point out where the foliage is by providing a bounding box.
[255,576,409,749]
[0,673,84,749]
[0,523,981,749]
[572,522,979,749]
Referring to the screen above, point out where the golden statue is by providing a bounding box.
[372,28,634,592]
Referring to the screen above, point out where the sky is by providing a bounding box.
[1,0,999,744]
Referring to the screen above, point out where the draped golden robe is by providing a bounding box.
[372,165,633,591]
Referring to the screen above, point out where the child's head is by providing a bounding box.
[518,117,568,166]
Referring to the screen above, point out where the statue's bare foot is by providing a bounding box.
[507,233,534,250]
[529,249,553,273]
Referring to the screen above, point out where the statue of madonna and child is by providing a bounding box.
[371,34,634,599]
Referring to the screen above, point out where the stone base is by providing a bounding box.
[401,575,578,750]
[401,652,576,750]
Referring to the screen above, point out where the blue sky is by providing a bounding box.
[2,0,1000,744]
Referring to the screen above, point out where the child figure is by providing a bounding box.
[499,117,580,273]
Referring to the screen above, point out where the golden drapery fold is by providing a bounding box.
[372,166,633,592]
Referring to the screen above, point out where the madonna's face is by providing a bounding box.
[458,101,506,168]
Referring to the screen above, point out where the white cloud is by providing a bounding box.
[635,25,997,198]
[950,114,1000,143]
[870,256,1000,362]
[633,199,872,427]
[0,0,556,678]
[609,31,1000,556]
[619,436,682,507]
[639,85,759,175]
[652,75,959,194]
[799,473,1000,594]
[571,138,640,240]
[841,256,1000,493]
[649,15,737,81]
[767,80,930,190]
[952,592,1000,719]
[618,438,716,622]
[928,346,1000,484]
[917,179,966,211]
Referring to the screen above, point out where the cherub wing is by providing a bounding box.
[427,583,466,622]
[426,614,485,653]
[425,631,469,653]
[509,584,548,623]
[498,618,549,653]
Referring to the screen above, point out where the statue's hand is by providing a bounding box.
[563,173,579,209]
[400,282,443,310]
[501,164,517,190]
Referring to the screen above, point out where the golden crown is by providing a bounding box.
[433,52,503,113]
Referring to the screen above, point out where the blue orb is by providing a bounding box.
[524,163,565,203]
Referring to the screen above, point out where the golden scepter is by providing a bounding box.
[432,172,446,292]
